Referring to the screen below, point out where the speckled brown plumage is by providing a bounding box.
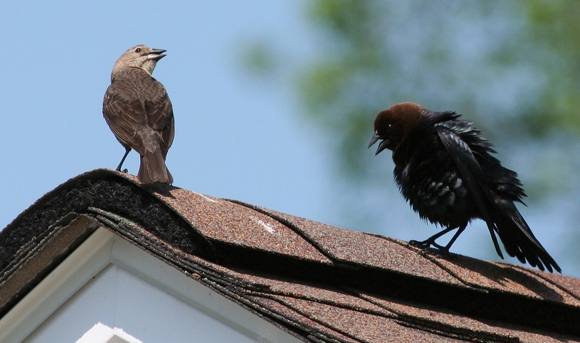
[103,45,174,184]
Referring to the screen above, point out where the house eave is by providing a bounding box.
[0,225,303,343]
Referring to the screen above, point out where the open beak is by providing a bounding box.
[148,49,167,61]
[368,133,389,156]
[375,140,389,155]
[368,133,379,149]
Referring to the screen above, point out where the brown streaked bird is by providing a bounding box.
[103,44,174,184]
[369,102,560,272]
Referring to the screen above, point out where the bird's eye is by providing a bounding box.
[135,48,142,53]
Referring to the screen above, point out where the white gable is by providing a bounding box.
[0,228,302,343]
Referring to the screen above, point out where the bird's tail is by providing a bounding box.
[138,148,173,184]
[495,200,560,273]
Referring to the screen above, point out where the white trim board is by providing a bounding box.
[75,323,144,343]
[0,227,302,343]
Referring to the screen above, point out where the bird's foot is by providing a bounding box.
[116,168,128,173]
[409,239,450,255]
[409,239,430,249]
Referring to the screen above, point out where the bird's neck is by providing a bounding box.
[141,60,157,76]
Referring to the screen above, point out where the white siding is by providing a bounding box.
[24,264,258,343]
[0,228,302,343]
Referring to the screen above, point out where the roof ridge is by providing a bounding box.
[3,169,580,340]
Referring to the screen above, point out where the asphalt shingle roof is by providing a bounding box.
[1,169,579,342]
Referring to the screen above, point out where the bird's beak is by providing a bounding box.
[368,133,389,155]
[148,49,167,61]
[375,140,389,155]
[368,133,380,148]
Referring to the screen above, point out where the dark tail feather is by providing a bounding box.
[138,149,173,184]
[496,201,560,273]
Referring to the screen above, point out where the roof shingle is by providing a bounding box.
[1,169,579,342]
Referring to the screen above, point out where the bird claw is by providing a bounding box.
[409,239,430,249]
[409,239,450,255]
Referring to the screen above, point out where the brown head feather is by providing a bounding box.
[111,44,166,80]
[372,102,426,153]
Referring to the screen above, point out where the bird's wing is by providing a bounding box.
[103,73,174,156]
[435,125,503,257]
[103,84,148,153]
[143,82,174,155]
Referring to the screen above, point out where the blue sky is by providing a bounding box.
[1,1,576,276]
[0,1,334,227]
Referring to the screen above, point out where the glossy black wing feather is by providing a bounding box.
[435,125,504,258]
[435,121,560,272]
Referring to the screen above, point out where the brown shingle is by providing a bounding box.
[156,188,333,264]
[1,168,580,342]
[242,206,467,285]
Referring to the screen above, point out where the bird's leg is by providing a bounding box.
[410,225,463,253]
[440,225,467,253]
[116,147,131,173]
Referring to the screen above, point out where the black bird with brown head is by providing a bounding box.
[369,102,560,272]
